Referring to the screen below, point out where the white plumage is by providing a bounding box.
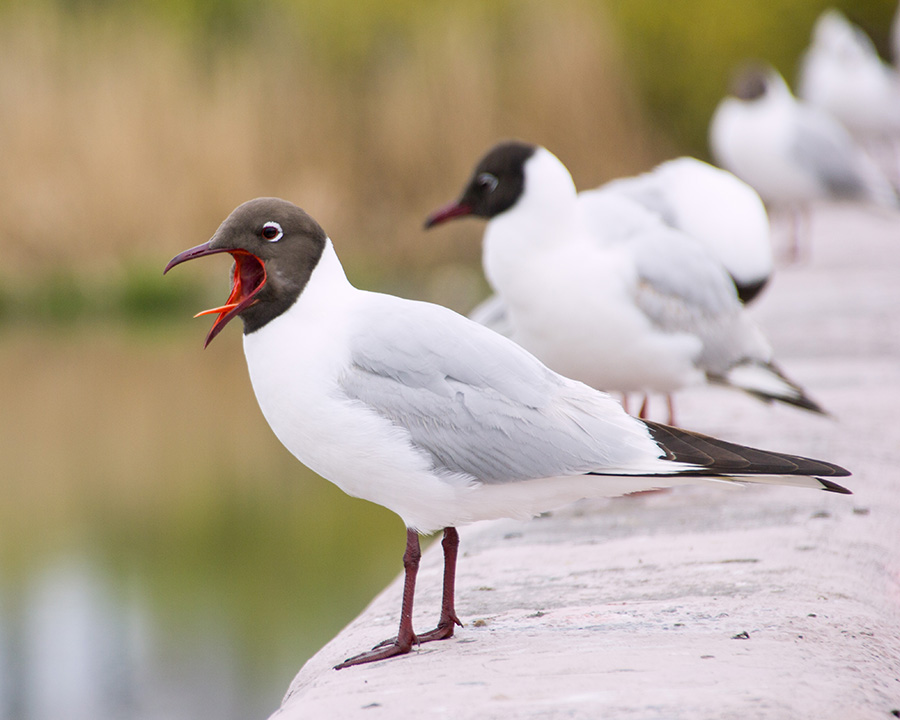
[599,157,773,301]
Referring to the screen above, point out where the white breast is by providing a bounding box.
[710,98,825,204]
[483,199,704,394]
[241,241,466,532]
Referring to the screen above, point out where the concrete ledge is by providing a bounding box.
[269,206,900,719]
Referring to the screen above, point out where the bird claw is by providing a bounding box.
[415,622,457,644]
[369,634,418,651]
[333,639,414,670]
[334,616,462,669]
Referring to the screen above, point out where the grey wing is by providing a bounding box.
[631,228,741,331]
[790,110,868,198]
[339,298,659,484]
[630,229,770,374]
[578,189,755,370]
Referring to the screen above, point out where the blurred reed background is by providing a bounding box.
[0,0,893,718]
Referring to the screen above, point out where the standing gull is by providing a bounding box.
[426,142,823,424]
[165,198,849,669]
[709,64,898,250]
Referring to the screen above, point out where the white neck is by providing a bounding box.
[246,238,355,350]
[483,148,579,295]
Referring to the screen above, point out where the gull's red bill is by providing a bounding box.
[423,200,474,229]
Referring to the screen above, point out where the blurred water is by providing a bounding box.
[0,328,402,720]
[1,553,292,719]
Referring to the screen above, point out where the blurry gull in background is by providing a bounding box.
[709,64,899,255]
[426,142,823,425]
[798,9,900,143]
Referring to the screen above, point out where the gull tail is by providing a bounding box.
[710,359,826,415]
[643,420,851,494]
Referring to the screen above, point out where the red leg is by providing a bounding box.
[666,394,676,426]
[417,527,463,642]
[334,528,421,669]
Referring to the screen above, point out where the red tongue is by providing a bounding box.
[195,250,267,346]
[193,267,247,319]
[195,251,257,317]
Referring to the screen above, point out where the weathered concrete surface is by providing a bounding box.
[269,206,900,719]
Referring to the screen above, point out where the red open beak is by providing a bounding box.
[164,242,267,347]
[423,200,474,229]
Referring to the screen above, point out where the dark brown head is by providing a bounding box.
[164,198,327,346]
[729,64,771,102]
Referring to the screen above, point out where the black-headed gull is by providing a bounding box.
[165,198,849,669]
[798,9,900,141]
[709,64,898,214]
[425,142,823,425]
[597,157,773,304]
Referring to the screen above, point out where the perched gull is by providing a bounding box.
[165,197,850,668]
[709,64,898,251]
[798,9,900,141]
[426,142,824,425]
[597,157,773,304]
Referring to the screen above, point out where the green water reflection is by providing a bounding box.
[0,328,404,719]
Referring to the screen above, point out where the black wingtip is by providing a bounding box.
[744,388,829,416]
[818,477,853,495]
[713,359,830,416]
[643,419,851,480]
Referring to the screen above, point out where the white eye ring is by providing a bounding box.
[477,172,499,193]
[262,221,283,242]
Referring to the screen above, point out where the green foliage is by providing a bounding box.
[0,284,9,324]
[0,263,211,329]
[116,263,208,323]
[27,270,91,324]
[32,0,520,71]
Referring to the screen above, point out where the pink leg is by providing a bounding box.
[417,527,463,642]
[335,528,421,669]
[335,527,462,669]
[666,394,676,426]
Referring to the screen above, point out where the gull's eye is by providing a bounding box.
[477,172,499,193]
[261,221,283,242]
